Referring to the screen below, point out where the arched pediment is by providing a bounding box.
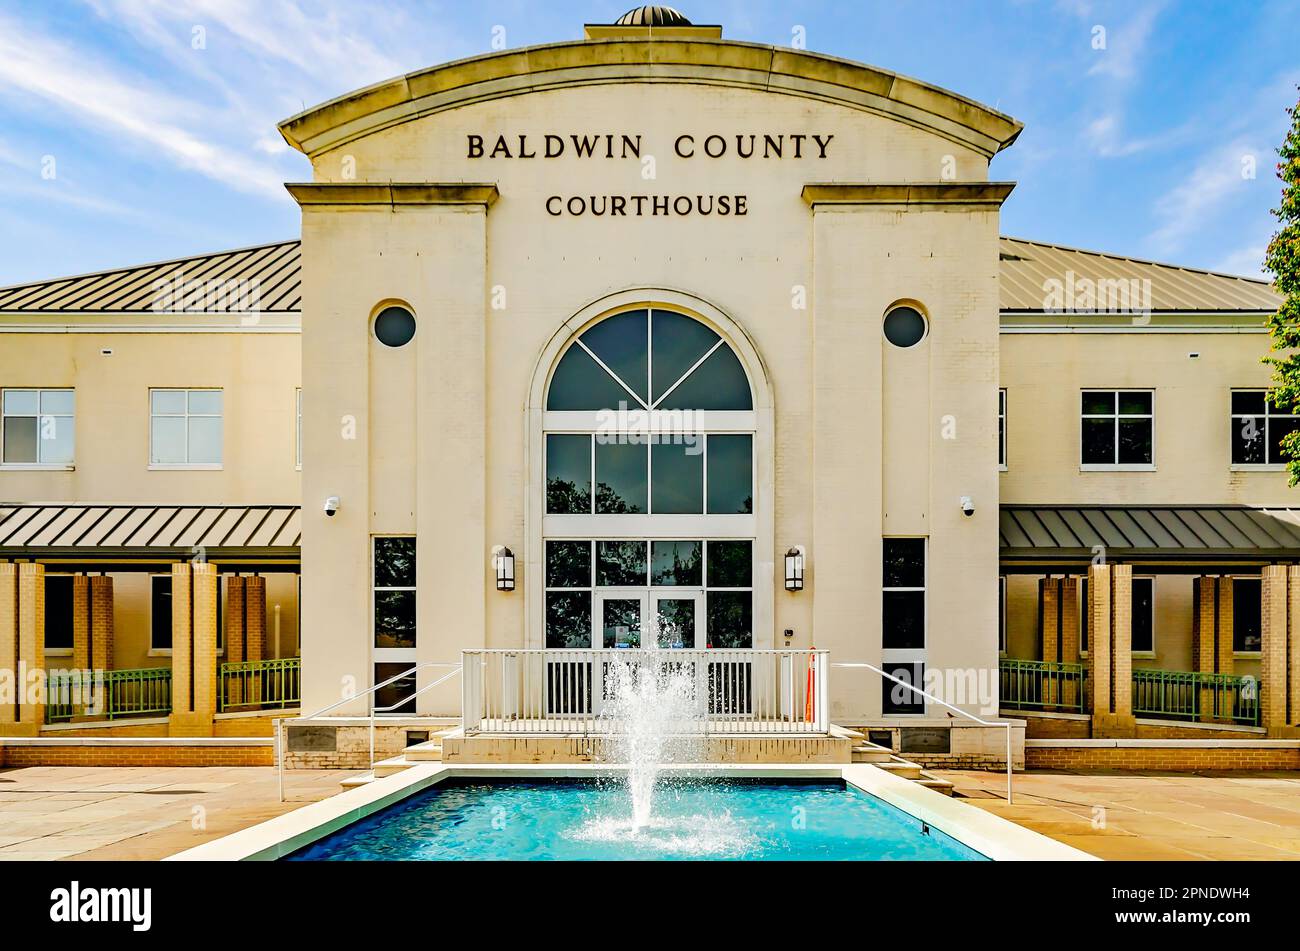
[278,39,1022,160]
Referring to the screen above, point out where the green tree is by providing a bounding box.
[1265,88,1300,482]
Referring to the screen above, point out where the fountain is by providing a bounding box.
[597,616,704,830]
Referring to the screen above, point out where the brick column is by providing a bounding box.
[1110,564,1133,723]
[168,562,217,737]
[225,575,246,664]
[245,576,266,661]
[16,564,45,732]
[1290,567,1300,731]
[1087,564,1111,723]
[0,564,17,730]
[71,575,90,672]
[1262,565,1290,735]
[89,576,114,673]
[1061,576,1081,707]
[225,576,246,707]
[1038,577,1060,662]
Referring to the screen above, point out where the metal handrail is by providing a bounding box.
[278,661,461,802]
[832,661,1016,804]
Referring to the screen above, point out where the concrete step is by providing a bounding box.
[372,754,417,778]
[917,773,955,796]
[850,743,893,764]
[340,772,375,789]
[874,759,923,780]
[403,740,444,762]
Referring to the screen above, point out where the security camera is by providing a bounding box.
[960,496,975,517]
[324,496,340,517]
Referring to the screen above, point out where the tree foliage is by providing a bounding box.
[1265,88,1300,483]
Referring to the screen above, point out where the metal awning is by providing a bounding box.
[0,504,300,564]
[1001,504,1300,567]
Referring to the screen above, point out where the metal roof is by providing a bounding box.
[0,504,300,559]
[1001,504,1300,562]
[0,241,300,314]
[0,237,1279,318]
[999,237,1280,313]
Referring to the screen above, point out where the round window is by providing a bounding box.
[374,305,416,347]
[882,305,927,348]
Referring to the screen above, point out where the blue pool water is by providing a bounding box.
[285,780,988,861]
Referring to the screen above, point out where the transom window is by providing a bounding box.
[547,308,752,411]
[1081,389,1153,467]
[1230,390,1299,466]
[2,388,74,466]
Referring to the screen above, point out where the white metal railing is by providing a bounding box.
[832,662,1016,804]
[461,649,829,736]
[278,661,461,802]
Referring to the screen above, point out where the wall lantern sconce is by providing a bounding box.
[784,547,805,592]
[494,547,516,592]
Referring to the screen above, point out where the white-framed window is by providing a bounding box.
[1081,389,1154,469]
[998,388,1007,470]
[2,388,74,467]
[150,389,222,467]
[295,387,303,470]
[882,536,925,715]
[1230,389,1299,467]
[1131,576,1155,655]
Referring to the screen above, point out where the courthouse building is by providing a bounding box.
[0,7,1296,764]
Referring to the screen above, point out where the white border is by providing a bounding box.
[165,762,1095,862]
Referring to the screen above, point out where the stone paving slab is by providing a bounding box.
[0,766,359,861]
[934,768,1300,861]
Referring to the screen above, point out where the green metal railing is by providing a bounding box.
[45,667,172,722]
[999,658,1088,713]
[218,657,301,712]
[1132,668,1260,727]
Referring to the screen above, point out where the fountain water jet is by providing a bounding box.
[598,619,704,831]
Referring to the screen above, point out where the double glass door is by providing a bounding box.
[597,589,704,650]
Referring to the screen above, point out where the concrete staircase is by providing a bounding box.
[339,734,447,789]
[851,742,954,796]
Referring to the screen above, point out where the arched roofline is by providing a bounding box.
[278,38,1022,160]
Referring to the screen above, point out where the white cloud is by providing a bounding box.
[1214,244,1269,278]
[1147,140,1260,254]
[0,10,287,198]
[1087,4,1164,82]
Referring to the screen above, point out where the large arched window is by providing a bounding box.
[541,307,756,653]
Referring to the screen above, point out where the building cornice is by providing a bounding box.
[285,183,500,208]
[277,39,1024,160]
[801,182,1016,208]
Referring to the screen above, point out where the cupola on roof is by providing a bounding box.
[615,5,692,26]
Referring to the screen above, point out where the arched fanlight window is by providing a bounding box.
[546,309,753,411]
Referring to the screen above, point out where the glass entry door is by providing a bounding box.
[595,590,703,650]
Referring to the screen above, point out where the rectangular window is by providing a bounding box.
[1132,577,1155,653]
[1233,577,1262,653]
[998,576,1006,653]
[998,389,1007,469]
[1230,390,1299,465]
[882,538,925,650]
[151,575,173,651]
[374,663,416,715]
[45,575,75,650]
[296,388,303,469]
[882,663,925,715]
[2,388,74,465]
[1081,389,1153,467]
[373,537,416,649]
[545,540,593,648]
[706,539,753,648]
[150,388,222,466]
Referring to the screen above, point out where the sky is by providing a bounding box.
[0,0,1296,286]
